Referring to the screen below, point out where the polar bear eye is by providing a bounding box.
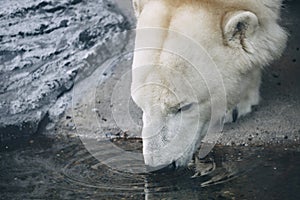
[177,103,193,113]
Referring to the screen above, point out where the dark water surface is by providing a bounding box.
[0,135,299,200]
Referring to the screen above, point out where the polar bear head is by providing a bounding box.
[131,0,287,171]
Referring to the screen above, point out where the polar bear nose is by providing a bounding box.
[145,161,176,173]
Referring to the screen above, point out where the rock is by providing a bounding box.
[0,0,130,141]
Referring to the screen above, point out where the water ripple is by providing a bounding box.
[1,136,300,199]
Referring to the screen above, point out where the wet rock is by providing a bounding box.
[0,0,130,141]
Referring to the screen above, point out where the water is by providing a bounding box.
[1,135,299,199]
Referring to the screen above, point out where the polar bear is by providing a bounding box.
[130,0,287,171]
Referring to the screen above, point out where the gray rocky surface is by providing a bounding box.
[0,0,130,141]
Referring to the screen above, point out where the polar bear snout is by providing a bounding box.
[145,162,176,173]
[138,94,205,170]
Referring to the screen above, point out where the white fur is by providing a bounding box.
[131,0,287,169]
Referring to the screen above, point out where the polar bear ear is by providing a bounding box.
[222,11,259,53]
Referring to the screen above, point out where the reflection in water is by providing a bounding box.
[1,135,299,199]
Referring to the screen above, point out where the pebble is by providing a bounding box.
[92,108,99,112]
